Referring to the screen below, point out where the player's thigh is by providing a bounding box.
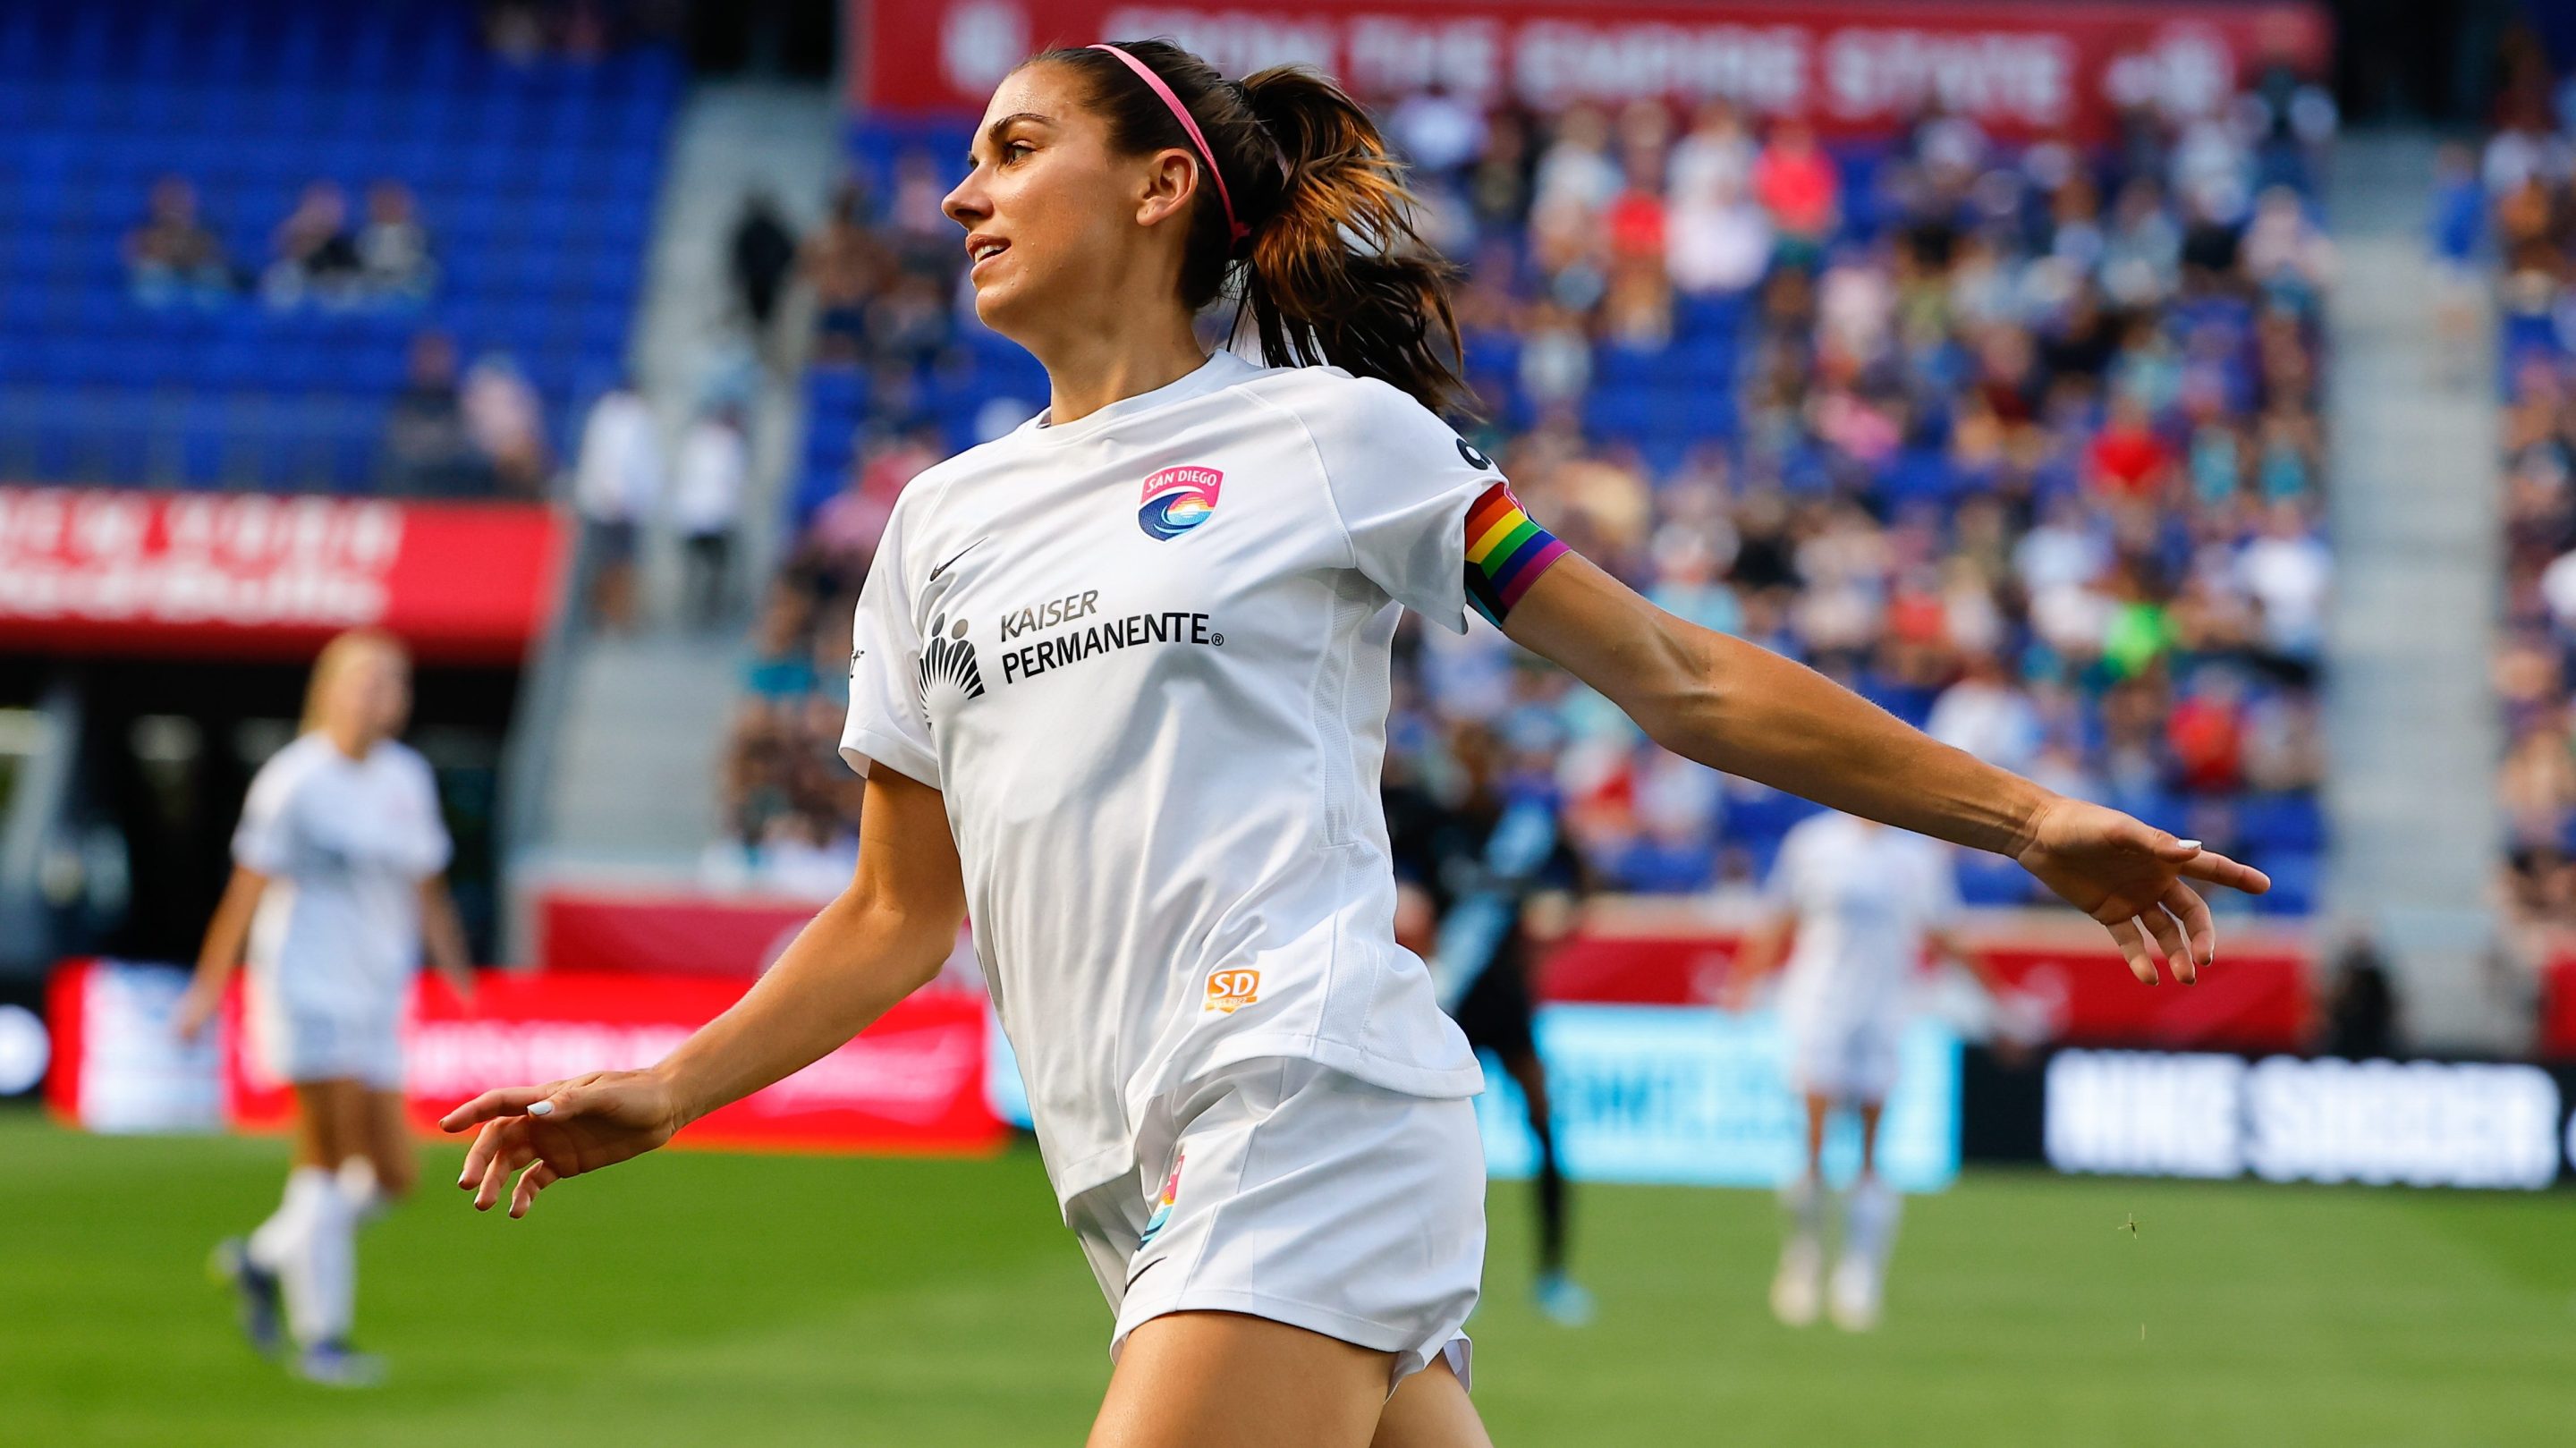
[1089,1309,1394,1448]
[1371,1358,1493,1448]
[360,1088,417,1198]
[290,1078,369,1167]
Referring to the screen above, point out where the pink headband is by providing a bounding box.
[1089,42,1250,245]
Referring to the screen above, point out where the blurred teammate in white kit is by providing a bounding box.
[1731,809,2013,1332]
[175,629,473,1385]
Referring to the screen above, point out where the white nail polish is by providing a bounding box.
[528,1099,555,1116]
[2177,839,2202,851]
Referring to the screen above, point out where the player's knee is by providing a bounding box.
[371,1150,418,1201]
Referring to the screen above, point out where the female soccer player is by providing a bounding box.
[440,42,2266,1446]
[1729,810,2015,1332]
[177,629,470,1385]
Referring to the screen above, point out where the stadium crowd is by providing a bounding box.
[705,75,2338,910]
[2489,39,2576,937]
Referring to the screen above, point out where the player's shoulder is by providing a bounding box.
[370,738,436,782]
[245,732,334,805]
[885,445,991,520]
[1231,358,1421,428]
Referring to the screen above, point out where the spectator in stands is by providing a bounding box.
[729,190,800,349]
[2237,499,2332,670]
[382,331,487,495]
[1665,116,1773,298]
[803,179,890,365]
[2426,143,2486,380]
[484,1,546,64]
[462,351,552,496]
[356,180,437,302]
[571,377,663,632]
[1388,81,1486,179]
[794,427,936,605]
[672,400,749,629]
[1752,118,1840,267]
[262,181,363,309]
[1928,649,2042,775]
[884,148,962,278]
[866,271,954,371]
[123,175,235,306]
[2086,392,2174,502]
[2318,936,2398,1059]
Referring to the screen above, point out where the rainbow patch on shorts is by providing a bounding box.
[1139,1153,1182,1246]
[1464,481,1568,626]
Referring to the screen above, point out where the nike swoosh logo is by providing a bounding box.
[928,538,988,582]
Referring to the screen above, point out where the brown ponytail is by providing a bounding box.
[1031,42,1472,417]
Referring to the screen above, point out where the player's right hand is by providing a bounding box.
[438,1070,687,1219]
[170,980,222,1044]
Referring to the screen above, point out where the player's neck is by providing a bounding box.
[1034,314,1208,428]
[322,722,377,760]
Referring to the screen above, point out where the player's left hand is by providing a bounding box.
[2012,796,2270,986]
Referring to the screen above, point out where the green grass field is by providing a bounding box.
[6,1109,2571,1447]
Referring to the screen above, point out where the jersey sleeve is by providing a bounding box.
[1300,377,1567,634]
[1760,819,1810,910]
[838,499,942,788]
[396,750,454,878]
[230,751,302,876]
[1919,841,1964,929]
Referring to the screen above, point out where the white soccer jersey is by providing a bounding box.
[841,351,1541,1208]
[233,733,452,1015]
[1766,811,1961,1037]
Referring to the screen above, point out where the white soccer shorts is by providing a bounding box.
[1064,1056,1484,1389]
[247,982,406,1089]
[1784,1009,1905,1105]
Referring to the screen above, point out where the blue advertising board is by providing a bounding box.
[1476,1004,1959,1192]
[988,1000,1960,1192]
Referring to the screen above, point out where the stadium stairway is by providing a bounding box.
[508,79,836,902]
[627,79,840,617]
[2322,130,2519,1052]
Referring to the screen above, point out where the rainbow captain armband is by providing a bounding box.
[1464,480,1569,626]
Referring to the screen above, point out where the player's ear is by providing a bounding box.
[1137,148,1199,229]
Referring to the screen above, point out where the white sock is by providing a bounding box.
[282,1169,360,1347]
[247,1165,331,1274]
[1781,1171,1824,1243]
[1843,1175,1902,1266]
[336,1157,387,1228]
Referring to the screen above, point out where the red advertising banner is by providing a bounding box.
[1545,903,2315,1052]
[45,960,1004,1156]
[2544,956,2576,1062]
[537,886,825,978]
[0,487,564,662]
[233,971,1004,1155]
[854,0,2329,140]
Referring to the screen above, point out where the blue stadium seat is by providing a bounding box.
[0,0,682,490]
[2239,793,2326,854]
[2253,851,2320,916]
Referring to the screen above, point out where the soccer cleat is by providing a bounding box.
[208,1237,284,1359]
[1770,1235,1822,1327]
[1827,1253,1883,1333]
[1533,1271,1597,1327]
[292,1340,387,1388]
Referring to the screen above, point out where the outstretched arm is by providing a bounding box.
[1724,907,1797,1009]
[1498,555,2268,985]
[439,766,968,1215]
[417,876,477,999]
[174,866,268,1041]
